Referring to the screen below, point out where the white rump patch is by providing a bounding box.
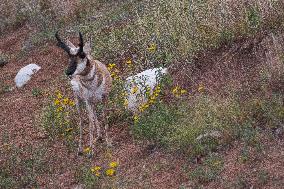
[125,67,168,112]
[14,64,41,88]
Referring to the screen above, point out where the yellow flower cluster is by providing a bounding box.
[172,85,187,98]
[131,85,139,94]
[52,90,76,132]
[106,161,119,176]
[91,161,118,177]
[107,63,120,80]
[126,59,133,68]
[147,43,157,52]
[54,91,76,112]
[65,128,73,132]
[105,168,116,176]
[133,85,161,123]
[91,166,102,177]
[83,147,91,154]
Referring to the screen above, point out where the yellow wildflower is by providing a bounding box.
[180,89,187,95]
[198,85,205,93]
[139,105,145,112]
[83,147,91,153]
[63,98,69,105]
[69,100,75,106]
[105,168,116,176]
[131,86,139,94]
[154,88,161,94]
[111,72,117,78]
[123,99,128,107]
[95,172,101,177]
[121,91,127,97]
[91,166,101,173]
[65,128,73,132]
[149,99,155,104]
[150,95,156,100]
[56,92,63,99]
[144,103,149,109]
[109,161,118,168]
[126,59,132,65]
[56,107,63,112]
[172,86,180,94]
[213,160,221,167]
[145,86,151,95]
[133,115,139,123]
[113,75,120,80]
[147,43,157,52]
[107,63,116,70]
[54,99,60,106]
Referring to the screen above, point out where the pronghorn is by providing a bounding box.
[55,31,112,157]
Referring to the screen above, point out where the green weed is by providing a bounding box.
[189,154,224,184]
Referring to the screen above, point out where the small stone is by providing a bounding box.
[196,131,222,141]
[73,184,84,189]
[15,64,41,88]
[275,125,284,138]
[0,58,8,67]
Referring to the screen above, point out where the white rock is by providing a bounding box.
[15,64,41,88]
[125,67,168,112]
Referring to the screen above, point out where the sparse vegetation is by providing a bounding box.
[41,90,79,153]
[189,153,224,185]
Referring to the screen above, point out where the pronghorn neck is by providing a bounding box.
[79,59,92,77]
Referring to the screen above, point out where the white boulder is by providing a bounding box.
[125,67,168,112]
[15,64,41,88]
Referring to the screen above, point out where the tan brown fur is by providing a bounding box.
[55,32,113,157]
[71,57,112,157]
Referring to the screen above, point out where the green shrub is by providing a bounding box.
[41,90,78,150]
[132,102,181,145]
[75,166,99,189]
[189,154,224,184]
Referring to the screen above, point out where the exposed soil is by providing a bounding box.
[0,25,283,189]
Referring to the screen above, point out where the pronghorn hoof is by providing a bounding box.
[77,150,83,156]
[106,139,113,147]
[87,152,93,159]
[96,137,104,143]
[106,142,112,148]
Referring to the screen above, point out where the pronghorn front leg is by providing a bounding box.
[75,97,84,156]
[85,101,101,158]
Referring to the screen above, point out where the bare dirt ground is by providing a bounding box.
[0,25,283,188]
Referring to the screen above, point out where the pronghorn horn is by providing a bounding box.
[78,32,84,54]
[55,31,71,54]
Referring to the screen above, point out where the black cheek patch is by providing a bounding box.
[65,58,77,76]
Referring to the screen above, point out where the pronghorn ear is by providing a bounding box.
[83,42,91,55]
[66,40,76,49]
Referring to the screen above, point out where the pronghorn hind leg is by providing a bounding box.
[75,97,84,156]
[102,95,112,147]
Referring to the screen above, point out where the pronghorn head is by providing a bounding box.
[55,31,91,77]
